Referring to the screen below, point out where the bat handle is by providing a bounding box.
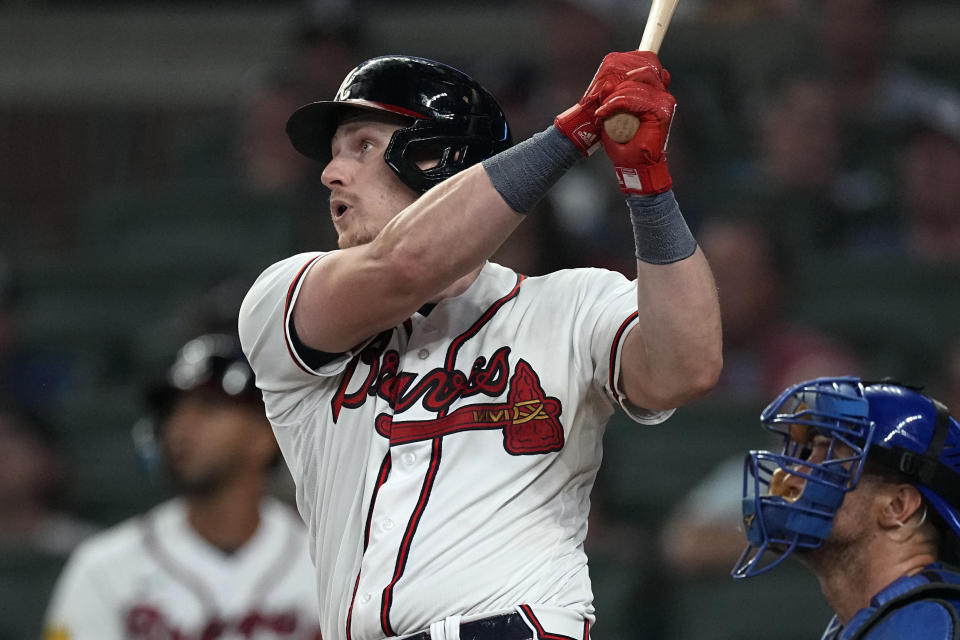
[603,113,640,144]
[602,0,676,143]
[601,46,653,143]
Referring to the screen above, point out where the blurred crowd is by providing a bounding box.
[1,0,959,638]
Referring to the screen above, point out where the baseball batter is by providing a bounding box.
[42,335,323,640]
[239,52,722,640]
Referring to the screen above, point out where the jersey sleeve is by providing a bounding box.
[43,545,126,640]
[238,252,372,424]
[569,267,674,426]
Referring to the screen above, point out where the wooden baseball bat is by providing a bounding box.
[603,0,680,143]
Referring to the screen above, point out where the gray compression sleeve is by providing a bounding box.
[481,125,583,214]
[627,190,697,264]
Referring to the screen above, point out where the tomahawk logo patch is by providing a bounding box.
[380,359,563,454]
[334,345,564,455]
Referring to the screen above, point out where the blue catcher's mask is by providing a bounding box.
[731,376,960,579]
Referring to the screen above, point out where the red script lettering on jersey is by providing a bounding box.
[332,346,511,420]
[332,346,564,455]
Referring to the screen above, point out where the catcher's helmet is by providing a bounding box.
[732,376,960,578]
[286,54,512,193]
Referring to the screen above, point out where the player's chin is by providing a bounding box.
[338,230,375,250]
[164,463,220,494]
[169,472,224,497]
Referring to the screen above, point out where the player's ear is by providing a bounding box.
[879,483,926,533]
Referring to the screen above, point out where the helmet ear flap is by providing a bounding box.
[385,121,495,193]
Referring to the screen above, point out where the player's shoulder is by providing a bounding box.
[248,251,327,293]
[261,497,308,533]
[63,506,160,571]
[515,266,634,307]
[864,597,959,639]
[854,568,960,640]
[520,265,632,289]
[258,497,312,555]
[239,252,325,336]
[261,495,303,522]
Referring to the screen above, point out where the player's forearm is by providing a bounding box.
[375,163,526,291]
[295,128,585,353]
[367,124,587,293]
[378,126,582,286]
[293,165,525,353]
[613,189,721,408]
[621,247,722,410]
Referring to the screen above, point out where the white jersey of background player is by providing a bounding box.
[239,54,721,640]
[44,497,321,640]
[43,334,323,640]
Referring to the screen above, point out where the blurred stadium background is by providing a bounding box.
[1,0,959,638]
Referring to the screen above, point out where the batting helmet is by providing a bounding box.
[133,334,262,475]
[732,376,960,578]
[285,54,512,193]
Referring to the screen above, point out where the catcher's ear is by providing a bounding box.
[878,483,925,530]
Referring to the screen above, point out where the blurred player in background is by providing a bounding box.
[0,403,99,555]
[733,376,960,638]
[239,48,721,640]
[42,334,322,640]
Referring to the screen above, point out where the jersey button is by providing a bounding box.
[403,453,416,466]
[382,518,395,530]
[418,348,430,359]
[360,593,372,604]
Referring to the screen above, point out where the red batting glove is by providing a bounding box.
[554,51,670,157]
[597,79,677,195]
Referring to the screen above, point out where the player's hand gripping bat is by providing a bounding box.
[602,0,680,143]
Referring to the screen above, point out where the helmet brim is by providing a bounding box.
[286,98,424,164]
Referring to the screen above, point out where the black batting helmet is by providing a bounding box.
[134,334,263,476]
[286,54,512,193]
[146,333,260,416]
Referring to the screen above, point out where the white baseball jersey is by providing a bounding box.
[43,497,322,640]
[238,255,672,640]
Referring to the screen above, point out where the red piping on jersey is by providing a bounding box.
[379,437,443,637]
[345,573,363,640]
[444,274,525,371]
[518,604,580,640]
[283,255,324,376]
[607,311,638,404]
[379,273,524,635]
[346,453,392,640]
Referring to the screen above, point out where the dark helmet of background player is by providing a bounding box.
[732,376,960,579]
[285,54,513,193]
[147,334,260,416]
[133,334,264,476]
